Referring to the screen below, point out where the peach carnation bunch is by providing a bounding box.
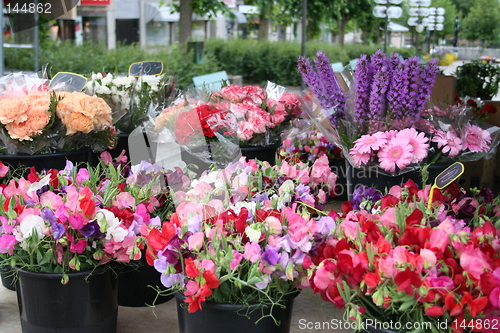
[0,74,116,155]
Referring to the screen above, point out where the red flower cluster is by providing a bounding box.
[307,181,500,332]
[174,103,235,145]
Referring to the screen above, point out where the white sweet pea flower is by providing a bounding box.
[27,174,51,199]
[95,209,128,242]
[245,225,261,243]
[19,215,46,241]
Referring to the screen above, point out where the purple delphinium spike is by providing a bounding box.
[386,54,406,121]
[368,50,390,121]
[414,58,438,117]
[402,56,421,117]
[313,51,346,127]
[353,54,372,122]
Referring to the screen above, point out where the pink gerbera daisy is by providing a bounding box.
[352,132,387,154]
[349,147,373,167]
[396,128,429,163]
[377,137,413,173]
[463,124,491,152]
[431,130,463,157]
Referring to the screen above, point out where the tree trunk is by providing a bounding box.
[258,1,272,41]
[338,16,347,46]
[179,0,193,44]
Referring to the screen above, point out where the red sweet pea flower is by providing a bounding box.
[425,305,444,317]
[145,220,176,266]
[185,258,201,278]
[381,195,399,209]
[364,272,380,288]
[394,267,422,295]
[406,208,423,226]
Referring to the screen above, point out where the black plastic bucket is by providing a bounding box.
[15,266,118,333]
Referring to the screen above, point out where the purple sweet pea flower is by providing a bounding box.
[262,245,279,266]
[161,273,185,288]
[351,185,382,210]
[41,208,57,224]
[80,220,103,239]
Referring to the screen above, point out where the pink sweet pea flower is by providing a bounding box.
[115,192,136,209]
[420,248,437,270]
[429,228,449,252]
[243,242,261,263]
[0,234,18,255]
[460,247,493,280]
[340,219,359,241]
[230,251,243,270]
[188,232,205,251]
[378,256,395,278]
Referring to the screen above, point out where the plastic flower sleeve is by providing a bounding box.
[153,87,241,171]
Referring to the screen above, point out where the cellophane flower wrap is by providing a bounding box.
[209,82,303,147]
[298,50,500,176]
[306,181,500,332]
[0,73,116,155]
[279,126,343,166]
[85,72,177,134]
[141,156,338,316]
[0,154,164,283]
[154,88,241,167]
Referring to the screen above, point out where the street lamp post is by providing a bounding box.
[373,0,403,53]
[427,7,445,51]
[407,0,431,57]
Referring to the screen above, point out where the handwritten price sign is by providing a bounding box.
[128,61,163,77]
[49,72,87,92]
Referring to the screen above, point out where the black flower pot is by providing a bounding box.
[0,259,16,291]
[15,266,118,333]
[0,148,92,176]
[117,250,173,307]
[346,163,448,199]
[240,142,281,165]
[175,291,298,333]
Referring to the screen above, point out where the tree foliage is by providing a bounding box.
[461,0,500,46]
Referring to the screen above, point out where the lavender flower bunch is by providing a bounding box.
[297,51,346,127]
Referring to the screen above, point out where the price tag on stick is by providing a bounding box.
[49,72,88,92]
[427,162,464,208]
[128,61,163,77]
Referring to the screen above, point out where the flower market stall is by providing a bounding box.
[0,50,499,333]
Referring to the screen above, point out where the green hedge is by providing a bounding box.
[5,39,414,89]
[204,39,414,86]
[5,41,220,90]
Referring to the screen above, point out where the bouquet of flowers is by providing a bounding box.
[298,50,500,175]
[154,88,242,168]
[279,126,343,165]
[209,82,303,147]
[454,94,497,121]
[0,73,116,155]
[306,181,500,332]
[85,72,177,134]
[141,156,337,317]
[0,155,162,282]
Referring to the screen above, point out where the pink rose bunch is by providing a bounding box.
[211,83,303,146]
[306,181,500,333]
